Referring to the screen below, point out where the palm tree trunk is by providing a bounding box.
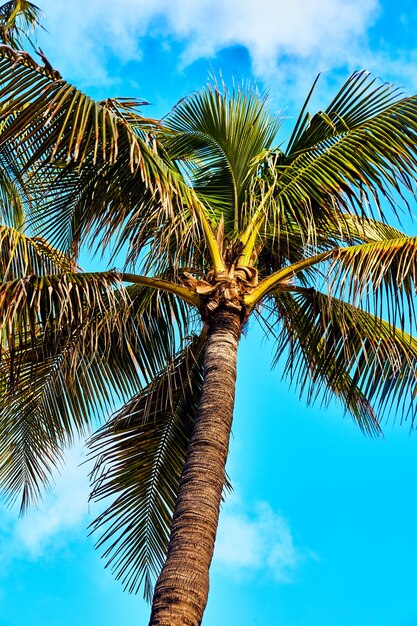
[149,307,242,626]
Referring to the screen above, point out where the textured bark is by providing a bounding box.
[149,307,242,626]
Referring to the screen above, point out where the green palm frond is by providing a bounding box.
[286,71,402,155]
[0,61,153,166]
[164,83,279,233]
[0,224,74,279]
[0,270,127,511]
[0,271,127,357]
[0,52,218,271]
[88,333,206,601]
[0,269,196,386]
[0,387,65,514]
[62,162,205,274]
[0,334,139,513]
[271,289,417,432]
[0,160,25,229]
[0,278,194,512]
[260,71,417,245]
[330,236,417,328]
[0,53,190,257]
[0,1,43,48]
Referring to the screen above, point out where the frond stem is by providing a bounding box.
[193,198,225,273]
[238,182,277,265]
[121,273,202,308]
[244,248,335,309]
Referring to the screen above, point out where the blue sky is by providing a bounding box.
[2,1,417,625]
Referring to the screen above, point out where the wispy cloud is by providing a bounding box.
[0,447,311,587]
[0,443,91,564]
[37,0,381,93]
[214,499,315,582]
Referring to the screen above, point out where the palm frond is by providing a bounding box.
[0,55,216,272]
[0,53,192,258]
[0,334,139,513]
[0,276,194,512]
[0,223,74,280]
[0,158,26,228]
[270,289,417,431]
[0,271,126,356]
[260,71,417,246]
[329,214,406,244]
[0,269,197,391]
[88,333,206,601]
[331,236,417,329]
[286,71,403,155]
[124,281,197,371]
[0,1,43,49]
[0,270,127,510]
[256,212,406,285]
[164,83,279,233]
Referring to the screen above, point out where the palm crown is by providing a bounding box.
[1,18,417,623]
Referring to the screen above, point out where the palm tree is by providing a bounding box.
[2,17,417,623]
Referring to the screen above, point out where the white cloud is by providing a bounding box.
[36,0,380,92]
[4,443,91,560]
[0,442,313,589]
[214,500,312,582]
[1,443,310,586]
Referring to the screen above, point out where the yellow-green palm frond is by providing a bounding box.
[269,289,417,433]
[257,213,407,282]
[0,223,74,280]
[327,214,406,245]
[330,236,417,329]
[1,270,195,386]
[0,0,43,49]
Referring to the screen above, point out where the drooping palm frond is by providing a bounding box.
[0,268,196,407]
[0,53,189,258]
[0,223,74,280]
[0,271,126,510]
[123,281,198,371]
[88,333,206,602]
[270,289,417,432]
[63,161,208,275]
[0,274,195,512]
[0,271,127,356]
[0,333,140,513]
[328,236,417,330]
[0,51,221,272]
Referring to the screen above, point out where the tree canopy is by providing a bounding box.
[1,6,417,622]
